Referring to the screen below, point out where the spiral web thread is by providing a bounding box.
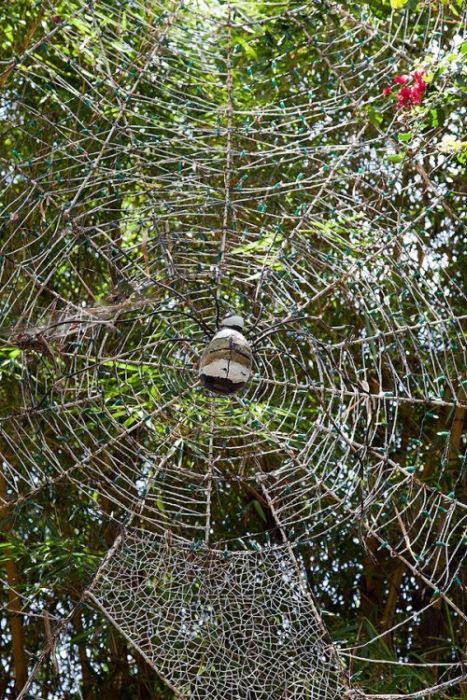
[0,0,466,697]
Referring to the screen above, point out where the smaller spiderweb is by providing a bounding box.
[89,529,346,700]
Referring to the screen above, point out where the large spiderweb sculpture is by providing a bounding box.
[0,1,466,697]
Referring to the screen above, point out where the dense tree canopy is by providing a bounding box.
[0,0,466,698]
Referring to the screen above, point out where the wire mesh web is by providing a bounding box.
[89,530,347,699]
[0,0,466,697]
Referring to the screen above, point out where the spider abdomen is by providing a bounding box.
[199,328,253,395]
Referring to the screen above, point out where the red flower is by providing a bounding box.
[396,86,412,108]
[413,71,427,91]
[411,84,426,104]
[384,69,428,109]
[52,15,62,24]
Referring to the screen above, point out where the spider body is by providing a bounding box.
[199,314,253,395]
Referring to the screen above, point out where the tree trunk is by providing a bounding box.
[72,611,94,699]
[0,472,28,695]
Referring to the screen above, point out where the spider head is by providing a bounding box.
[220,313,245,333]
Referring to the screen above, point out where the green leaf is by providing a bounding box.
[387,152,406,163]
[230,233,282,255]
[252,500,267,523]
[235,36,258,60]
[367,106,383,127]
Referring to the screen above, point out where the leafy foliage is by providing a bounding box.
[0,1,466,698]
